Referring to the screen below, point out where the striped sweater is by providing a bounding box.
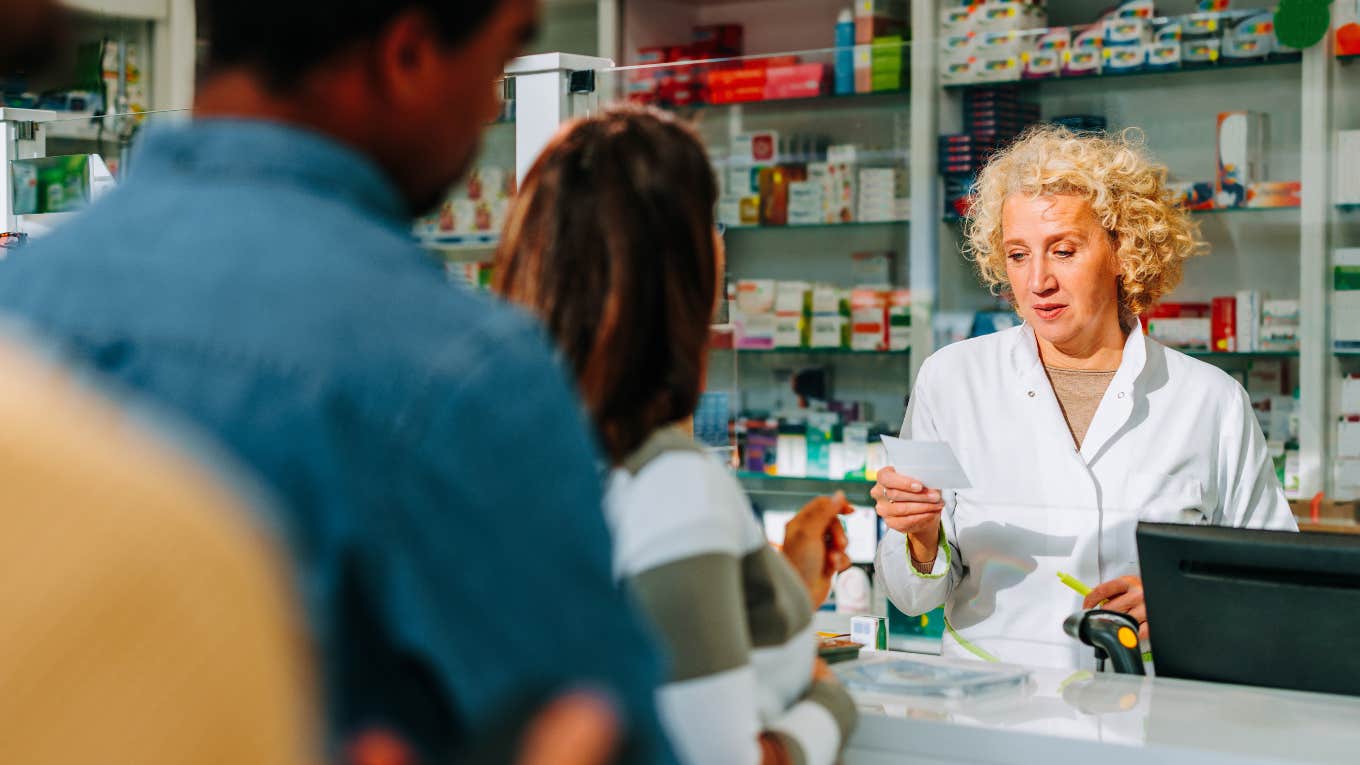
[605,428,857,765]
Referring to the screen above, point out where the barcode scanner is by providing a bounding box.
[1064,609,1146,675]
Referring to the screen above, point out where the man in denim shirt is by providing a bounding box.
[0,1,674,763]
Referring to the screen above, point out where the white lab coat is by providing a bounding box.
[876,322,1296,670]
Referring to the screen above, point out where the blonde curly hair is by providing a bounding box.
[963,125,1205,317]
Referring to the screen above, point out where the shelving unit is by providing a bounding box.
[554,0,1350,501]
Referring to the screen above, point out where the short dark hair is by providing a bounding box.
[494,105,720,464]
[198,0,502,87]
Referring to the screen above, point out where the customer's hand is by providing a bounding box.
[1085,576,1149,640]
[873,466,944,572]
[515,690,619,765]
[812,657,837,684]
[782,492,855,607]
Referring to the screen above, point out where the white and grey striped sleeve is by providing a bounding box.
[616,456,855,765]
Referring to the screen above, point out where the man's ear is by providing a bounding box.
[371,9,446,103]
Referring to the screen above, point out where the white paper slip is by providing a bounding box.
[879,435,972,489]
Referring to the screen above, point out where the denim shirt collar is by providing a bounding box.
[129,118,410,224]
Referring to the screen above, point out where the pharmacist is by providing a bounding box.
[873,126,1297,670]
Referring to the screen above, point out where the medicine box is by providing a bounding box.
[1336,249,1360,352]
[1336,131,1360,206]
[735,279,776,314]
[733,131,780,164]
[1341,375,1360,415]
[1217,111,1267,206]
[809,315,847,348]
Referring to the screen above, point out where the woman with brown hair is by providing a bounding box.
[495,105,858,765]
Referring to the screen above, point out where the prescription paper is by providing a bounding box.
[879,435,972,489]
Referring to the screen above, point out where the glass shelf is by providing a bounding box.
[944,205,1297,224]
[736,471,875,486]
[943,54,1302,91]
[1190,205,1300,215]
[719,347,910,357]
[1181,350,1299,359]
[725,219,908,232]
[418,233,499,252]
[670,87,909,112]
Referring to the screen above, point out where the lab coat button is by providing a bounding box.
[1118,392,1126,399]
[1027,390,1036,398]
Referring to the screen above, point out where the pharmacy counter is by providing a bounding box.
[840,652,1360,765]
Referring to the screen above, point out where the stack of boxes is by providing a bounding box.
[939,85,1040,219]
[942,1,1298,86]
[939,0,1048,86]
[857,164,909,222]
[1259,299,1300,352]
[849,288,912,352]
[630,24,743,108]
[718,140,906,228]
[811,146,860,224]
[809,284,847,349]
[1337,249,1360,353]
[1337,131,1360,207]
[1143,296,1299,353]
[852,1,910,93]
[733,279,777,350]
[1340,375,1360,500]
[730,273,908,352]
[706,56,830,105]
[1144,302,1212,350]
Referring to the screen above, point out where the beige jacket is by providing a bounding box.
[0,337,315,765]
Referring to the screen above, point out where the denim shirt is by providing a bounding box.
[0,120,675,764]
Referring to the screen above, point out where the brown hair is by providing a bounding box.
[494,105,719,464]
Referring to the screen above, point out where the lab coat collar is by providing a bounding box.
[1008,318,1150,463]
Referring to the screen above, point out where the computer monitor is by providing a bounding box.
[1138,522,1360,697]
